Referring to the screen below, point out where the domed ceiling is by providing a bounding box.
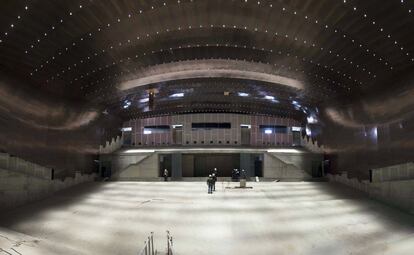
[0,0,413,122]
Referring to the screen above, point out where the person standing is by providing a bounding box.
[241,169,246,180]
[212,173,217,191]
[163,169,169,182]
[207,175,213,194]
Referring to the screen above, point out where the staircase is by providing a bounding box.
[264,152,311,180]
[111,152,159,181]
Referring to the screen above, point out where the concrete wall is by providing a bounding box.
[372,162,414,182]
[263,153,312,180]
[124,113,301,147]
[0,168,96,210]
[328,173,414,214]
[111,153,153,173]
[0,152,53,179]
[99,135,124,154]
[108,148,321,180]
[112,153,159,180]
[271,152,323,175]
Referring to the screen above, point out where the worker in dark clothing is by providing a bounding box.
[163,169,169,182]
[212,173,217,191]
[207,175,213,194]
[241,169,246,180]
[213,167,218,176]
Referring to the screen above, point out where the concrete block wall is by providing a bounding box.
[328,173,414,214]
[112,153,159,180]
[267,152,322,177]
[0,169,96,209]
[372,162,414,182]
[0,152,52,179]
[300,136,324,153]
[263,153,311,180]
[99,135,124,154]
[111,153,153,173]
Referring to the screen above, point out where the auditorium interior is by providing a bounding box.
[0,0,413,254]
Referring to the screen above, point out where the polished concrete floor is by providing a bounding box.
[1,181,414,255]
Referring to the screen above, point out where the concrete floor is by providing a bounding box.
[0,181,413,255]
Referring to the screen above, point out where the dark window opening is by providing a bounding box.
[192,122,231,129]
[259,125,288,134]
[144,125,170,134]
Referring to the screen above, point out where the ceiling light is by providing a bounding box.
[307,116,318,124]
[139,98,149,103]
[170,93,184,98]
[238,92,249,97]
[143,130,152,135]
[265,95,274,100]
[264,129,273,134]
[123,100,131,109]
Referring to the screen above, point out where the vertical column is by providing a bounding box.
[171,153,182,180]
[240,153,253,179]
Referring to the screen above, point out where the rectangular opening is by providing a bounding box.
[143,125,170,134]
[191,122,231,130]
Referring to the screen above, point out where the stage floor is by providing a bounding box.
[1,181,413,255]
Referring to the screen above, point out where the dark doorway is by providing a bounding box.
[173,126,183,145]
[123,131,132,145]
[292,131,301,146]
[311,160,323,177]
[241,126,251,145]
[193,154,240,177]
[100,161,112,178]
[159,154,172,177]
[254,155,263,177]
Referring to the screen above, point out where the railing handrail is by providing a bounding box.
[138,231,174,255]
[166,231,174,255]
[138,232,155,255]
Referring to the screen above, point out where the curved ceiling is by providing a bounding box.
[0,0,413,121]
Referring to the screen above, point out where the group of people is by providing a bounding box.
[206,168,218,194]
[231,168,246,181]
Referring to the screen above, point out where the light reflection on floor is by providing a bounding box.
[0,181,413,255]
